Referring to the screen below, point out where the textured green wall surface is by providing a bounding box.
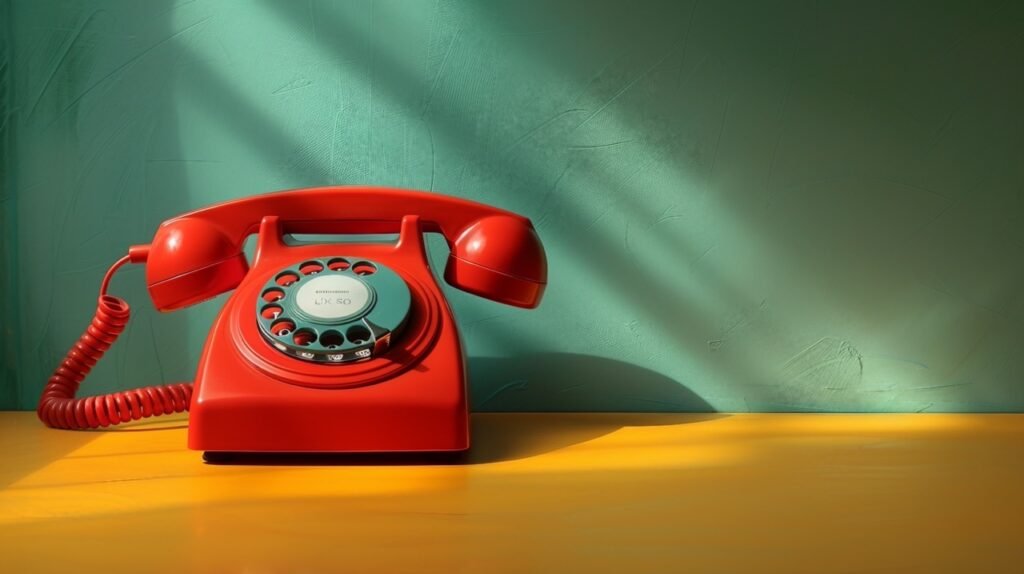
[3,1,1023,412]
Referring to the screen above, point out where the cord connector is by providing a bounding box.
[128,244,151,263]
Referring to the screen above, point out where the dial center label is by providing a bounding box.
[294,275,371,322]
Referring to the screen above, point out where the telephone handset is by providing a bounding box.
[38,187,546,454]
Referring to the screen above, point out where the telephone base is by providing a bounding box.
[183,212,476,455]
[187,376,470,453]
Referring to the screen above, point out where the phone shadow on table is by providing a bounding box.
[205,353,724,466]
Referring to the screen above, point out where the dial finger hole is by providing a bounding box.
[276,271,300,286]
[327,258,351,271]
[299,261,324,275]
[270,318,296,336]
[319,330,344,349]
[352,261,377,276]
[292,328,317,347]
[346,324,372,344]
[261,304,283,320]
[262,288,285,303]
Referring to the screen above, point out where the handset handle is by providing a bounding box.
[140,186,547,310]
[177,186,522,239]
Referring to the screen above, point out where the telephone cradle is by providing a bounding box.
[36,187,547,455]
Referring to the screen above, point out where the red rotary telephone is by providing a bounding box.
[37,187,547,454]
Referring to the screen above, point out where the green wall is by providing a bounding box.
[3,0,1023,412]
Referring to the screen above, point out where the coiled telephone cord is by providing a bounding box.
[36,255,193,429]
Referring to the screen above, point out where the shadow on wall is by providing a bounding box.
[469,353,714,412]
[250,0,785,406]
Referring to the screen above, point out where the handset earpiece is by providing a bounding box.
[443,215,547,308]
[140,217,249,311]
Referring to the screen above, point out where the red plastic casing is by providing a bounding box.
[140,187,546,453]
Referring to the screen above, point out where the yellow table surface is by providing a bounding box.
[1,412,1022,573]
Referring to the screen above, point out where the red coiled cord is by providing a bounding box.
[37,255,193,429]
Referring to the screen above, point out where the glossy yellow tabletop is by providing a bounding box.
[1,412,1022,573]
